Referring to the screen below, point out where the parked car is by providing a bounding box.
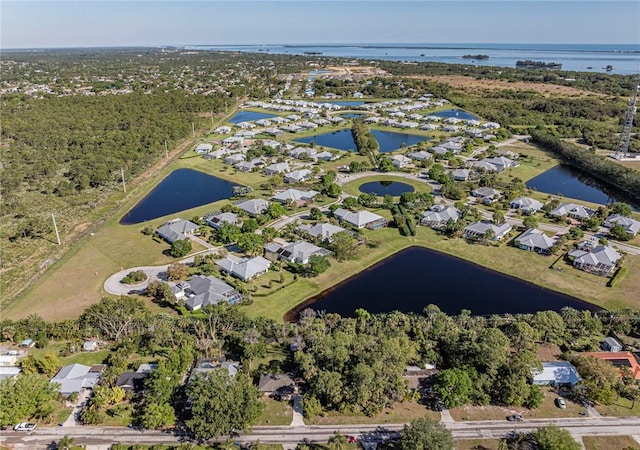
[13,423,37,432]
[555,398,567,409]
[506,415,524,422]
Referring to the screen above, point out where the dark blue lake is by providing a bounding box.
[360,181,415,196]
[228,111,278,123]
[430,109,480,121]
[371,130,430,153]
[341,113,368,119]
[286,246,599,319]
[526,165,638,209]
[294,129,357,151]
[120,169,238,225]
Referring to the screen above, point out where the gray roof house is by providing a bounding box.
[420,205,460,229]
[390,154,413,168]
[204,211,240,230]
[604,214,640,237]
[263,162,290,176]
[271,188,318,204]
[311,151,337,162]
[515,228,556,254]
[569,245,622,276]
[601,337,623,352]
[333,208,388,230]
[195,143,213,154]
[51,364,105,396]
[451,169,470,181]
[224,153,246,165]
[284,169,313,184]
[258,373,296,396]
[157,219,199,244]
[469,160,499,173]
[116,371,148,392]
[216,255,271,281]
[464,221,513,241]
[531,361,581,387]
[483,156,519,172]
[182,275,243,311]
[407,150,433,162]
[549,203,595,220]
[510,197,544,215]
[265,240,331,264]
[236,198,269,217]
[297,223,346,241]
[471,187,502,204]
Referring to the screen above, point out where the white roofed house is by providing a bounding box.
[451,169,470,181]
[469,160,499,173]
[390,154,413,169]
[271,188,318,204]
[515,228,556,255]
[204,211,240,230]
[51,364,106,396]
[510,197,544,215]
[441,125,459,133]
[464,221,512,242]
[568,245,622,276]
[471,187,503,204]
[483,156,519,172]
[264,127,284,136]
[215,255,271,282]
[265,240,332,264]
[408,150,433,162]
[214,126,232,134]
[311,151,337,162]
[263,162,290,176]
[549,203,595,221]
[284,169,313,184]
[182,275,243,311]
[254,119,272,127]
[224,153,246,165]
[297,223,347,241]
[195,143,213,154]
[289,147,317,159]
[235,158,265,172]
[223,136,245,146]
[604,214,640,237]
[157,219,199,244]
[420,205,460,230]
[333,208,388,230]
[531,361,580,387]
[439,141,463,153]
[236,198,270,217]
[235,121,255,129]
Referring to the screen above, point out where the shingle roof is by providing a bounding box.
[272,188,318,203]
[515,228,555,250]
[297,223,346,240]
[334,208,386,228]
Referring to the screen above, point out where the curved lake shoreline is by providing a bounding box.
[284,245,601,321]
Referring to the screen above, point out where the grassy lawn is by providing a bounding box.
[102,403,133,427]
[256,397,293,426]
[456,439,502,450]
[28,343,110,366]
[496,143,560,182]
[450,388,588,421]
[341,174,433,197]
[583,436,640,450]
[253,344,291,374]
[307,401,439,425]
[596,396,640,417]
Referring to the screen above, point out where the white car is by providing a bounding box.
[13,422,37,432]
[555,398,567,409]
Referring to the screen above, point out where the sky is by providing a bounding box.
[2,1,639,49]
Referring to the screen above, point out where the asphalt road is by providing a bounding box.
[2,417,639,447]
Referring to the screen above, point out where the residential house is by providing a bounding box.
[258,373,296,399]
[407,151,433,162]
[19,339,35,348]
[254,119,272,127]
[568,245,621,275]
[181,275,243,311]
[297,223,346,241]
[420,124,439,131]
[510,197,544,215]
[284,170,313,184]
[429,146,450,156]
[264,127,284,137]
[0,367,22,381]
[222,136,245,146]
[263,162,290,176]
[464,221,513,241]
[157,219,199,244]
[403,365,439,392]
[482,122,501,129]
[51,363,106,396]
[483,156,519,172]
[390,154,413,169]
[235,121,255,129]
[224,153,246,165]
[604,214,640,237]
[204,211,240,230]
[195,143,213,154]
[265,240,331,265]
[82,340,99,352]
[189,358,240,384]
[441,125,459,133]
[530,361,581,387]
[469,160,499,173]
[271,188,318,204]
[440,141,463,153]
[0,354,18,367]
[515,228,555,254]
[581,352,640,380]
[549,203,595,221]
[214,126,232,134]
[420,205,460,229]
[281,124,303,133]
[216,255,271,281]
[297,121,318,130]
[311,151,337,162]
[333,208,389,230]
[451,169,470,181]
[289,147,317,159]
[601,337,623,352]
[235,158,264,172]
[471,187,502,204]
[235,130,256,138]
[116,371,148,392]
[236,198,269,217]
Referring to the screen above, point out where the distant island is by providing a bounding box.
[303,51,323,55]
[462,54,489,60]
[516,60,562,69]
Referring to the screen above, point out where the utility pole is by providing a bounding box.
[211,110,214,127]
[615,74,639,159]
[51,213,61,246]
[165,140,169,159]
[192,122,195,139]
[120,167,126,193]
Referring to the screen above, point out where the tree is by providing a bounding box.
[379,158,394,172]
[611,202,632,216]
[216,223,242,244]
[56,435,76,450]
[399,417,454,450]
[341,197,358,210]
[324,183,341,198]
[567,227,584,240]
[20,353,60,377]
[267,202,286,219]
[570,355,620,404]
[609,224,631,241]
[262,226,277,243]
[309,207,323,220]
[522,215,539,229]
[166,262,189,281]
[237,233,264,255]
[530,311,565,344]
[492,210,505,225]
[329,231,359,261]
[533,425,581,450]
[241,218,259,233]
[524,385,545,409]
[0,374,59,426]
[433,368,473,408]
[383,194,395,209]
[81,296,149,342]
[186,371,263,440]
[322,170,337,186]
[400,191,416,206]
[306,255,331,277]
[170,239,192,258]
[146,280,176,304]
[140,401,175,430]
[122,270,146,284]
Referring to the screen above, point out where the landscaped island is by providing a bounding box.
[516,60,562,69]
[462,54,489,60]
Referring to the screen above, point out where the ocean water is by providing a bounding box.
[186,43,640,75]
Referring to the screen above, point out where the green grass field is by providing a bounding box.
[306,400,439,425]
[583,436,640,450]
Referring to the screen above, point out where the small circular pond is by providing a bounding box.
[359,181,415,196]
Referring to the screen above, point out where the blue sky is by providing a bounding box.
[2,1,639,48]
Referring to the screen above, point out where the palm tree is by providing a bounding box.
[56,435,75,450]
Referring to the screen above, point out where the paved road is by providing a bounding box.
[2,416,639,447]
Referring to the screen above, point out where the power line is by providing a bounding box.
[614,74,639,160]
